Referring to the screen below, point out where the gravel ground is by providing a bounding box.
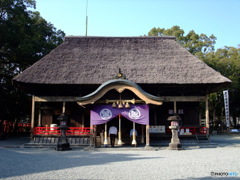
[0,146,239,180]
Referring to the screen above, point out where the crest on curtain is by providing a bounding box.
[90,105,149,125]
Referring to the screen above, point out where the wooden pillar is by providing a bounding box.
[118,114,122,145]
[62,102,66,113]
[103,123,108,147]
[90,124,94,146]
[205,96,210,129]
[174,101,177,114]
[145,124,150,147]
[31,96,35,129]
[131,122,137,146]
[38,104,41,126]
[81,113,85,127]
[154,108,157,125]
[141,125,144,143]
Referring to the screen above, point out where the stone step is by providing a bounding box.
[31,136,90,145]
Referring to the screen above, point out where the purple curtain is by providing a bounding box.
[90,105,149,125]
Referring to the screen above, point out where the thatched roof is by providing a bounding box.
[13,36,230,88]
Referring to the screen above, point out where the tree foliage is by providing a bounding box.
[202,47,240,126]
[149,26,240,127]
[148,26,216,54]
[0,0,65,121]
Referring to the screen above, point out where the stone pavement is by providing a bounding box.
[0,137,240,180]
[210,134,240,147]
[0,136,31,148]
[0,134,240,148]
[0,134,240,180]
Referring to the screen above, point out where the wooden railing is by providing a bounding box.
[32,127,91,136]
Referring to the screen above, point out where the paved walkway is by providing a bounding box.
[0,136,31,148]
[210,134,240,147]
[0,135,239,180]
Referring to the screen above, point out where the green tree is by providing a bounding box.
[0,0,65,121]
[202,47,240,127]
[148,26,216,55]
[148,26,240,128]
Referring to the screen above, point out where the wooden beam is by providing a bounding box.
[34,96,80,102]
[163,96,206,102]
[34,96,206,103]
[96,99,145,104]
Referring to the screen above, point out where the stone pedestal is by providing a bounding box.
[56,130,71,151]
[56,142,71,151]
[167,114,182,150]
[168,126,182,150]
[55,113,71,151]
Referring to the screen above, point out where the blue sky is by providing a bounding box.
[35,0,239,49]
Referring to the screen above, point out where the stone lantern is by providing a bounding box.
[167,114,182,150]
[55,113,71,151]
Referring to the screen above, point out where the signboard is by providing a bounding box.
[149,126,165,133]
[223,90,230,127]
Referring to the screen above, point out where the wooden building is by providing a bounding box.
[13,36,231,147]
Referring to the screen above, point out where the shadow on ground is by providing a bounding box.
[0,148,162,179]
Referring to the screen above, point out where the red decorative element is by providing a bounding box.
[33,127,91,136]
[2,120,31,133]
[199,127,208,134]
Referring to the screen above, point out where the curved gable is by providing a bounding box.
[77,79,163,105]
